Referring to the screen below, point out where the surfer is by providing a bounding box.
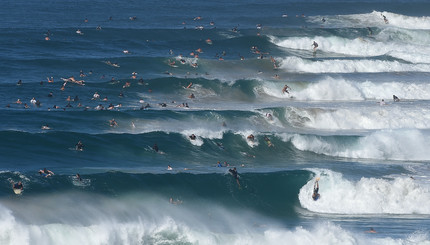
[39,168,54,177]
[312,41,318,51]
[92,92,100,100]
[366,228,377,233]
[382,14,389,24]
[264,136,273,147]
[229,167,240,188]
[109,119,118,127]
[282,84,290,94]
[13,181,23,191]
[379,99,386,106]
[76,173,82,181]
[153,143,159,152]
[167,165,173,170]
[312,179,320,201]
[75,140,84,151]
[247,134,255,142]
[189,134,196,140]
[393,95,400,102]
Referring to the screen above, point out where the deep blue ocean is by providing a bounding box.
[1,0,430,244]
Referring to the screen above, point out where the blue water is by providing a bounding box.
[1,0,430,244]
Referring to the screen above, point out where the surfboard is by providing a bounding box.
[265,140,274,147]
[68,147,83,152]
[13,188,22,195]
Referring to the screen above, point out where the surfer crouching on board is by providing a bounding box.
[312,179,320,200]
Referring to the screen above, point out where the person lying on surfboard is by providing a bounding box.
[13,181,23,191]
[39,168,54,177]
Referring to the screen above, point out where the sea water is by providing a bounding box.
[1,0,429,244]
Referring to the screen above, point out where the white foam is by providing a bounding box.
[1,200,427,245]
[373,11,430,30]
[181,129,205,146]
[299,169,430,214]
[237,130,259,147]
[286,105,430,130]
[307,11,430,30]
[278,56,430,73]
[288,129,430,161]
[273,34,430,64]
[261,77,430,101]
[291,78,364,101]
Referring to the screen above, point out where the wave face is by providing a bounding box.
[2,0,430,244]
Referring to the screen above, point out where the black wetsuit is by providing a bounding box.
[229,168,238,179]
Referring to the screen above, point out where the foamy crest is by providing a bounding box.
[273,35,430,64]
[289,129,430,161]
[237,130,259,147]
[0,199,428,245]
[292,78,364,101]
[299,170,430,214]
[181,129,206,146]
[285,77,430,101]
[307,11,430,30]
[374,11,430,30]
[279,56,430,73]
[0,205,29,244]
[287,105,430,130]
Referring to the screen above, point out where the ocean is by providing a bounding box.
[1,0,430,244]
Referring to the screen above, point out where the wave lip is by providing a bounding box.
[287,129,430,161]
[299,170,430,215]
[273,35,430,64]
[307,11,430,30]
[279,56,430,73]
